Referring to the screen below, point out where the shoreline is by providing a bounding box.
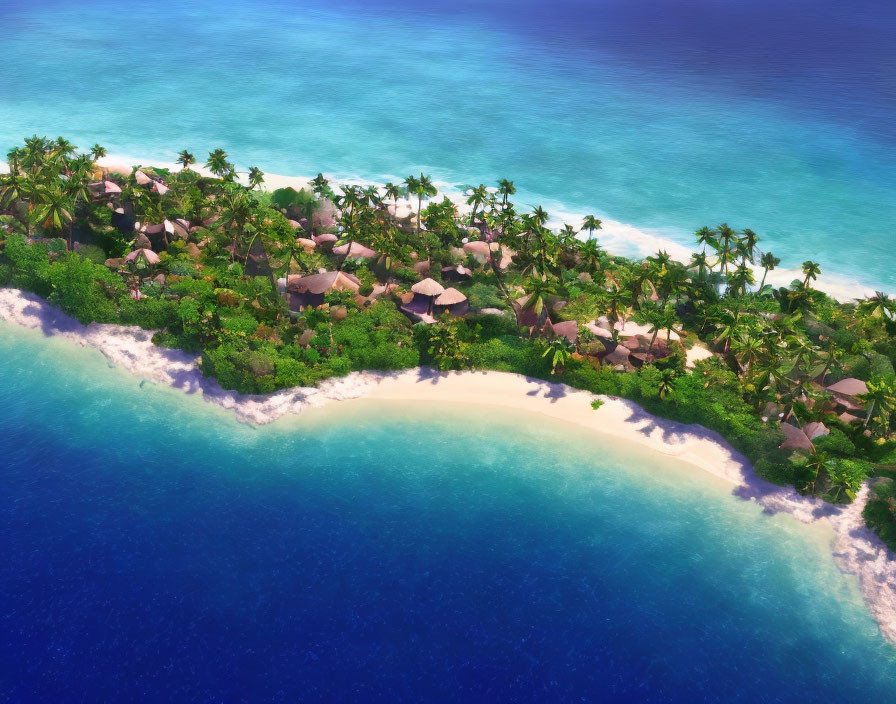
[89,154,894,300]
[1,153,887,300]
[1,285,894,646]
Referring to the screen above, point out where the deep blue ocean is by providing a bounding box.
[0,0,894,293]
[2,324,896,701]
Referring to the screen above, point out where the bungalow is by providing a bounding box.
[433,288,469,317]
[285,270,360,311]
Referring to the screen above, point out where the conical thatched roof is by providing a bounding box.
[287,271,360,295]
[411,278,445,297]
[125,248,160,265]
[826,378,868,398]
[435,287,467,305]
[333,242,377,258]
[134,170,152,186]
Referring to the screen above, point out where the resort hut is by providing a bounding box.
[333,242,377,260]
[826,377,868,420]
[779,423,815,452]
[297,237,317,253]
[152,181,170,196]
[433,287,469,317]
[286,270,360,311]
[441,264,472,282]
[551,320,578,344]
[313,233,338,250]
[134,170,153,186]
[462,240,491,263]
[103,180,122,194]
[125,248,160,266]
[410,278,445,315]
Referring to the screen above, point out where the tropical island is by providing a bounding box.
[1,135,895,555]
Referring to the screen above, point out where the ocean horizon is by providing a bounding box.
[1,0,894,294]
[2,318,896,700]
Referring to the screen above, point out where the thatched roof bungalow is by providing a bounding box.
[434,287,469,317]
[286,270,360,311]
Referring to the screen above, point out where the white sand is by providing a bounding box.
[1,286,894,645]
[88,154,883,302]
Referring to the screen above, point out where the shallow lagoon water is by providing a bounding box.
[0,0,894,291]
[2,323,896,700]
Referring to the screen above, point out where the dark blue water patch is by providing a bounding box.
[1,329,896,702]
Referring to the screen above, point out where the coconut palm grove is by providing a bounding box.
[1,135,895,547]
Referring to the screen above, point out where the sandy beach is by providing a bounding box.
[1,285,894,645]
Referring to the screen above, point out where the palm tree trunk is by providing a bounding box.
[864,399,876,429]
[416,194,422,234]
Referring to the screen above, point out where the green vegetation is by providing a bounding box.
[2,135,895,545]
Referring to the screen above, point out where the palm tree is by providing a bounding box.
[247,166,265,190]
[497,178,515,206]
[695,225,716,254]
[466,184,489,227]
[531,205,549,226]
[403,173,436,234]
[582,215,602,239]
[857,292,896,322]
[858,376,896,434]
[715,222,737,276]
[383,182,403,219]
[738,228,759,265]
[310,173,334,201]
[689,252,710,280]
[801,260,821,288]
[804,450,833,496]
[177,150,195,170]
[578,238,604,274]
[89,144,107,162]
[205,149,232,178]
[657,368,677,398]
[758,252,780,289]
[643,303,680,355]
[519,274,557,331]
[34,185,74,248]
[728,263,755,297]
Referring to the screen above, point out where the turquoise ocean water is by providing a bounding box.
[2,320,896,700]
[0,0,894,292]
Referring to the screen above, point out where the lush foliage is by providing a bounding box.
[2,135,895,543]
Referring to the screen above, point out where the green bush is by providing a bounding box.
[863,480,896,551]
[1,234,52,297]
[78,244,107,265]
[47,254,123,324]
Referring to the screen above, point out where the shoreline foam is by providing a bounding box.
[88,154,887,301]
[0,153,886,300]
[1,286,894,645]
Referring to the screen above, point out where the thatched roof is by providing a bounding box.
[803,422,830,440]
[286,271,359,295]
[152,181,169,195]
[551,320,578,343]
[779,423,813,451]
[411,278,446,297]
[134,170,152,186]
[826,378,868,398]
[435,287,467,305]
[333,242,377,258]
[103,180,122,194]
[125,248,160,265]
